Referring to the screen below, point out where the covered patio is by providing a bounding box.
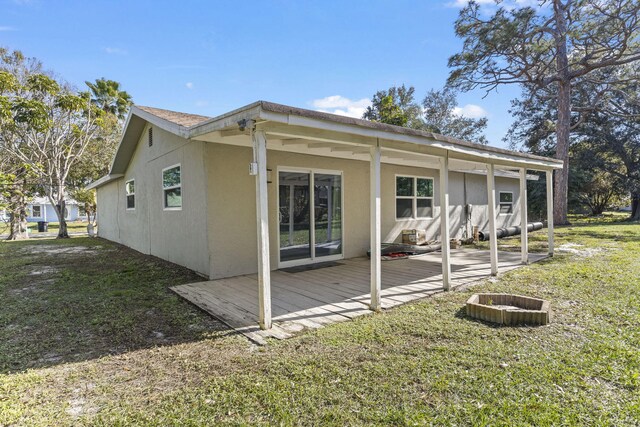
[163,101,564,339]
[172,249,547,344]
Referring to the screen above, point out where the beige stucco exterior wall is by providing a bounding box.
[97,126,524,281]
[96,125,210,276]
[205,142,523,280]
[96,180,120,243]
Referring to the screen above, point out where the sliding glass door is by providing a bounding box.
[278,172,311,263]
[278,169,343,266]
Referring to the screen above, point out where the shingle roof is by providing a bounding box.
[136,105,211,128]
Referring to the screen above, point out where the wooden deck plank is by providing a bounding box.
[172,250,547,343]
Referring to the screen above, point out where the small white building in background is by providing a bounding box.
[26,196,87,223]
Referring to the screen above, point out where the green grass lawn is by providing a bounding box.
[0,221,88,236]
[1,216,639,425]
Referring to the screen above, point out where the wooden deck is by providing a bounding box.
[171,249,546,344]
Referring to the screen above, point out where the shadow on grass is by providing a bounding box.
[0,237,233,375]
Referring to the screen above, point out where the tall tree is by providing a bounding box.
[362,85,489,144]
[422,87,488,144]
[581,106,640,220]
[0,161,35,240]
[363,85,423,129]
[0,52,109,238]
[507,63,640,219]
[85,78,132,120]
[69,78,132,232]
[448,0,640,224]
[0,48,42,240]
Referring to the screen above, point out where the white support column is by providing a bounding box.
[546,170,554,256]
[370,144,382,311]
[519,168,529,264]
[253,129,272,330]
[486,164,499,276]
[439,155,451,291]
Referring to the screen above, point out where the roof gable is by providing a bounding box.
[137,106,210,128]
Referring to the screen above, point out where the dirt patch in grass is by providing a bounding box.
[0,237,228,375]
[20,244,103,256]
[556,242,608,257]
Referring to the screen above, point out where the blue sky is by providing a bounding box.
[1,0,524,148]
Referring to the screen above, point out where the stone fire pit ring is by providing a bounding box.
[466,293,550,326]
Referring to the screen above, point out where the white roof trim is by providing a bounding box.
[86,174,124,190]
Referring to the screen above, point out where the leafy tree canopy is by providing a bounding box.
[85,78,132,120]
[0,48,132,237]
[363,84,489,144]
[447,0,640,224]
[362,85,422,128]
[422,87,488,144]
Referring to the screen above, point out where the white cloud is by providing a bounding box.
[452,104,488,119]
[185,82,194,90]
[195,100,209,107]
[104,47,127,55]
[0,26,15,31]
[310,95,371,119]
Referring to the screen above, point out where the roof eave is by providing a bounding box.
[86,173,124,190]
[188,101,562,171]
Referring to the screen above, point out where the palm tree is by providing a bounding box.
[85,78,132,120]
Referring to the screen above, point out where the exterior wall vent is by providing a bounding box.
[148,127,153,147]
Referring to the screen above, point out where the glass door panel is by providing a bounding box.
[314,174,342,258]
[279,172,311,262]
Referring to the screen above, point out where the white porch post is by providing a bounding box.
[486,163,499,276]
[370,144,382,311]
[253,129,272,330]
[439,155,451,290]
[546,170,554,256]
[519,168,529,264]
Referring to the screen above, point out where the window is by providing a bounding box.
[162,165,182,209]
[31,205,42,218]
[125,179,135,210]
[499,192,513,214]
[148,127,153,147]
[396,176,434,219]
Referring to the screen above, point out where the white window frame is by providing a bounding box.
[125,179,136,211]
[162,164,182,211]
[395,174,434,220]
[276,166,345,268]
[31,205,43,218]
[499,191,514,215]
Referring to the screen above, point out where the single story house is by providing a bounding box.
[26,196,86,223]
[88,101,562,330]
[0,197,85,223]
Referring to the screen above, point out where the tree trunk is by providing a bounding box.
[554,80,572,225]
[7,205,28,240]
[54,198,70,239]
[553,0,571,225]
[6,176,29,240]
[631,193,640,221]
